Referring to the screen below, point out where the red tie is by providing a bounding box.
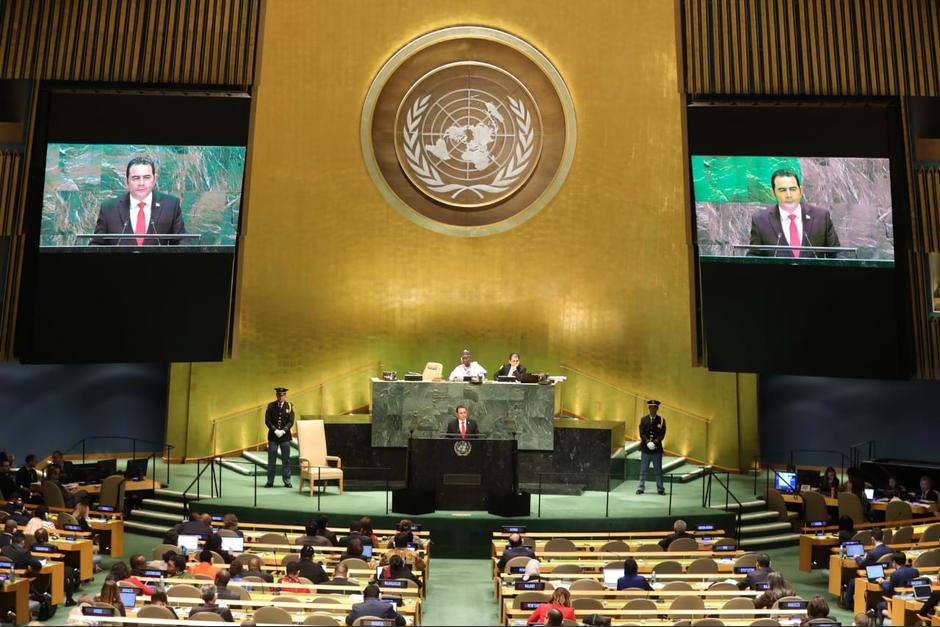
[135,201,147,246]
[460,420,466,438]
[788,213,800,258]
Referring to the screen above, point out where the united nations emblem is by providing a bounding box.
[453,439,473,457]
[362,27,576,236]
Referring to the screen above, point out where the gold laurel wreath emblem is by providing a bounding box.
[402,94,535,200]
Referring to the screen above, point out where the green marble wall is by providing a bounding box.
[41,144,246,247]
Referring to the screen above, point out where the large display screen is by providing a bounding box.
[41,143,245,248]
[692,155,893,264]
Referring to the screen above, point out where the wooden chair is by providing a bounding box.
[663,581,693,591]
[568,578,604,590]
[298,420,344,495]
[885,500,913,523]
[687,558,718,574]
[311,596,342,605]
[256,532,290,545]
[137,605,177,620]
[192,573,213,581]
[708,582,739,591]
[667,537,699,551]
[721,596,754,619]
[217,529,239,537]
[422,362,443,381]
[733,554,759,569]
[669,595,705,619]
[153,543,181,560]
[544,538,576,552]
[512,591,551,609]
[189,611,226,621]
[652,560,682,574]
[636,543,663,552]
[765,488,799,526]
[919,523,940,544]
[253,606,293,624]
[600,540,629,552]
[572,597,604,610]
[550,563,582,574]
[504,555,531,574]
[340,557,370,571]
[228,585,251,600]
[772,595,805,609]
[168,584,203,598]
[691,620,725,627]
[281,553,301,566]
[913,549,940,568]
[891,526,914,544]
[851,530,873,546]
[748,620,781,627]
[56,512,78,527]
[838,492,865,526]
[240,575,266,583]
[41,481,65,508]
[303,615,340,626]
[98,474,126,513]
[801,491,830,524]
[623,598,657,615]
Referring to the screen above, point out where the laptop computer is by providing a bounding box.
[220,536,244,553]
[361,543,373,558]
[119,587,138,609]
[913,584,933,601]
[864,488,875,500]
[774,471,797,494]
[842,542,864,558]
[865,564,885,581]
[177,534,201,552]
[603,568,620,587]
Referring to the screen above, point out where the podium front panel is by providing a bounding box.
[407,437,517,510]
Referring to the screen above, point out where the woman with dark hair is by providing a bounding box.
[801,596,831,624]
[204,534,233,564]
[96,578,126,616]
[358,517,378,545]
[820,467,840,497]
[616,557,652,590]
[525,587,576,625]
[837,515,856,544]
[147,587,178,618]
[110,561,154,595]
[386,554,421,590]
[754,572,796,609]
[342,537,364,561]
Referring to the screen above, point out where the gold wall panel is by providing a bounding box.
[167,0,758,469]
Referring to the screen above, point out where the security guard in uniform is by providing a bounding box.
[637,399,667,495]
[265,387,295,488]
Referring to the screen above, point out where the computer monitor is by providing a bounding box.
[119,587,138,609]
[774,471,797,493]
[864,487,875,500]
[843,542,864,558]
[124,458,149,481]
[913,584,933,600]
[603,568,620,587]
[96,458,118,479]
[177,534,200,552]
[865,564,885,580]
[361,543,373,558]
[796,469,820,490]
[220,536,244,553]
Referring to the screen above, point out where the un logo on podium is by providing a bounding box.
[453,440,472,457]
[362,26,576,236]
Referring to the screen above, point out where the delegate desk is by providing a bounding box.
[798,516,940,571]
[0,578,29,626]
[783,492,933,515]
[371,379,556,451]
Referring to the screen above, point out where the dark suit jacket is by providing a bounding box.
[296,559,328,584]
[639,415,667,454]
[658,530,693,551]
[494,364,527,379]
[265,401,295,443]
[446,418,479,437]
[881,565,919,595]
[345,598,405,626]
[15,466,36,489]
[739,566,774,590]
[496,545,536,570]
[244,568,274,583]
[857,542,894,568]
[91,192,185,245]
[748,204,842,257]
[188,603,234,622]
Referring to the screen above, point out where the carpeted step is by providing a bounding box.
[241,451,269,469]
[132,509,185,524]
[219,458,264,476]
[709,499,766,512]
[140,498,186,513]
[679,465,711,483]
[661,457,687,474]
[154,488,212,501]
[739,510,781,524]
[739,532,801,549]
[125,520,173,536]
[739,520,794,536]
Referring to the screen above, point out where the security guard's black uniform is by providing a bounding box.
[265,387,295,487]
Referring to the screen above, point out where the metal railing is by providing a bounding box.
[56,435,174,486]
[703,469,743,543]
[848,440,877,469]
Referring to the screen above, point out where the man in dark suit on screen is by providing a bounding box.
[445,404,479,439]
[91,157,185,245]
[748,168,842,258]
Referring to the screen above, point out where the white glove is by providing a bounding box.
[274,429,285,438]
[646,441,656,451]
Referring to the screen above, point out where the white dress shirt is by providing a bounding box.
[448,361,487,381]
[129,193,153,234]
[778,204,803,247]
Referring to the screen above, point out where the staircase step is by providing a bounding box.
[739,510,781,523]
[680,465,711,483]
[661,457,687,474]
[140,499,186,512]
[219,458,262,476]
[125,520,173,536]
[154,488,211,501]
[739,521,794,536]
[241,451,269,469]
[132,509,185,524]
[709,499,765,511]
[739,533,801,549]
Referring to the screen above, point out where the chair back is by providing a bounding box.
[56,512,78,527]
[253,606,293,624]
[764,488,789,522]
[708,582,739,591]
[544,538,577,552]
[303,614,340,626]
[192,573,213,580]
[913,548,940,568]
[512,591,551,609]
[168,584,202,598]
[623,598,657,614]
[920,523,940,544]
[189,611,226,622]
[837,492,865,525]
[772,595,805,609]
[352,618,391,627]
[137,605,177,620]
[298,420,328,467]
[41,481,65,508]
[691,620,725,626]
[152,543,181,560]
[663,581,693,591]
[732,553,758,569]
[99,474,126,512]
[801,491,829,524]
[549,563,581,574]
[282,553,301,566]
[721,596,754,617]
[240,575,266,583]
[572,597,604,610]
[667,537,699,551]
[217,529,238,537]
[713,537,737,548]
[636,542,663,552]
[686,558,718,574]
[256,532,291,545]
[652,560,682,574]
[209,551,225,565]
[669,595,705,618]
[569,578,604,590]
[232,553,256,567]
[311,596,342,604]
[891,526,914,544]
[748,620,782,627]
[340,557,370,571]
[885,500,913,523]
[229,585,251,600]
[600,540,629,552]
[851,530,873,545]
[422,362,443,381]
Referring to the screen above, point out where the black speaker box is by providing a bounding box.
[487,490,531,517]
[391,488,435,515]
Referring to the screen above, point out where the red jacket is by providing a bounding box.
[526,603,576,624]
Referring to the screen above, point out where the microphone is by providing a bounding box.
[149,219,162,246]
